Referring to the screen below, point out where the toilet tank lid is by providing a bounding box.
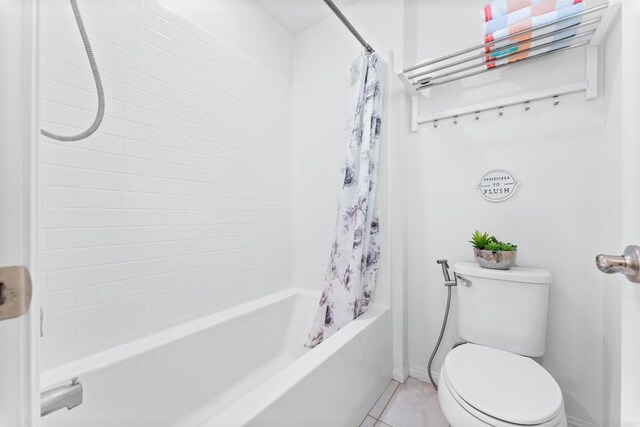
[453,262,551,284]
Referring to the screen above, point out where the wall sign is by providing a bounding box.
[477,169,519,202]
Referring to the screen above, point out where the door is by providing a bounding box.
[0,0,39,425]
[599,1,640,425]
[619,0,640,424]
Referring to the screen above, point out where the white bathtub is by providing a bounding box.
[41,288,392,427]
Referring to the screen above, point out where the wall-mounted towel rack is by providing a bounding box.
[399,2,621,131]
[400,3,609,92]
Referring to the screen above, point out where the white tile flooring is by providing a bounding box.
[361,377,449,427]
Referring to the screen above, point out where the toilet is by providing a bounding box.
[438,262,567,427]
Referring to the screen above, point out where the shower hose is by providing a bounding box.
[427,282,452,390]
[41,0,105,141]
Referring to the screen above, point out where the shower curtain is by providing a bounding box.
[306,52,384,348]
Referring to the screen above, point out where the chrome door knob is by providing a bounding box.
[596,245,640,283]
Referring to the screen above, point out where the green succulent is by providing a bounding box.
[469,230,494,249]
[484,240,502,251]
[470,230,517,251]
[497,242,517,251]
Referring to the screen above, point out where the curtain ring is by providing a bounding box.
[525,101,531,111]
[498,106,504,116]
[433,119,438,128]
[553,95,560,106]
[475,111,480,121]
[453,116,458,125]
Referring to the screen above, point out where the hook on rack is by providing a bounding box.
[422,85,587,129]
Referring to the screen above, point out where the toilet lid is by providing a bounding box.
[444,344,563,425]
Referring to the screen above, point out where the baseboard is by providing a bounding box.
[567,416,597,427]
[392,366,410,383]
[408,365,437,384]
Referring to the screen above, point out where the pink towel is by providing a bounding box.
[484,0,583,35]
[483,0,582,22]
[483,1,585,68]
[484,0,535,21]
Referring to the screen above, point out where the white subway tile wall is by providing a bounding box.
[39,0,292,368]
[290,72,348,288]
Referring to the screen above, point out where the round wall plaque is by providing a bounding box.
[477,169,519,202]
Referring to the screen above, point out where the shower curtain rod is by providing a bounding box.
[322,0,374,53]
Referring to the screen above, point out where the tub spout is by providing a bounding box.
[41,377,83,417]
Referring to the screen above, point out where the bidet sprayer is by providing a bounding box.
[436,259,457,286]
[429,260,457,390]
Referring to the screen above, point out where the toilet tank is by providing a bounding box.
[453,262,551,357]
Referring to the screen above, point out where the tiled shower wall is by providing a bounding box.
[290,36,354,289]
[39,0,292,368]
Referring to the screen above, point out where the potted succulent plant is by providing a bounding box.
[469,230,518,270]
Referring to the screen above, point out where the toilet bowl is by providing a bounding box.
[438,344,567,427]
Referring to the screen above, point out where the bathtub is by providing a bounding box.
[41,288,392,427]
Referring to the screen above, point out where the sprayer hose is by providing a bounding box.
[41,0,105,141]
[427,284,452,390]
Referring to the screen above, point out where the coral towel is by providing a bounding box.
[484,1,585,68]
[483,0,582,22]
[485,0,583,34]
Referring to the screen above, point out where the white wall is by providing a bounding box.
[38,0,293,369]
[406,1,613,425]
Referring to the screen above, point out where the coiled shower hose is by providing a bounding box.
[427,281,452,390]
[41,0,104,141]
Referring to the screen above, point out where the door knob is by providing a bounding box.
[0,266,32,321]
[596,245,640,283]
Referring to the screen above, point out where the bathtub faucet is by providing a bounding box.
[41,377,83,417]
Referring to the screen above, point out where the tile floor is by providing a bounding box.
[361,377,449,427]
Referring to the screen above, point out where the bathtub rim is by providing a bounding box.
[41,287,388,390]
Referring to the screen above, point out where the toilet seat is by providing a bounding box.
[439,344,566,427]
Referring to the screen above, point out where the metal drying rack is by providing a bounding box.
[398,2,620,130]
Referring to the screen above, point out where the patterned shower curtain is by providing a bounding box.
[306,52,384,348]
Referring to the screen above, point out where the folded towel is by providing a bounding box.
[484,1,585,67]
[483,0,582,22]
[484,0,538,21]
[486,36,575,68]
[484,0,583,35]
[487,18,581,56]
